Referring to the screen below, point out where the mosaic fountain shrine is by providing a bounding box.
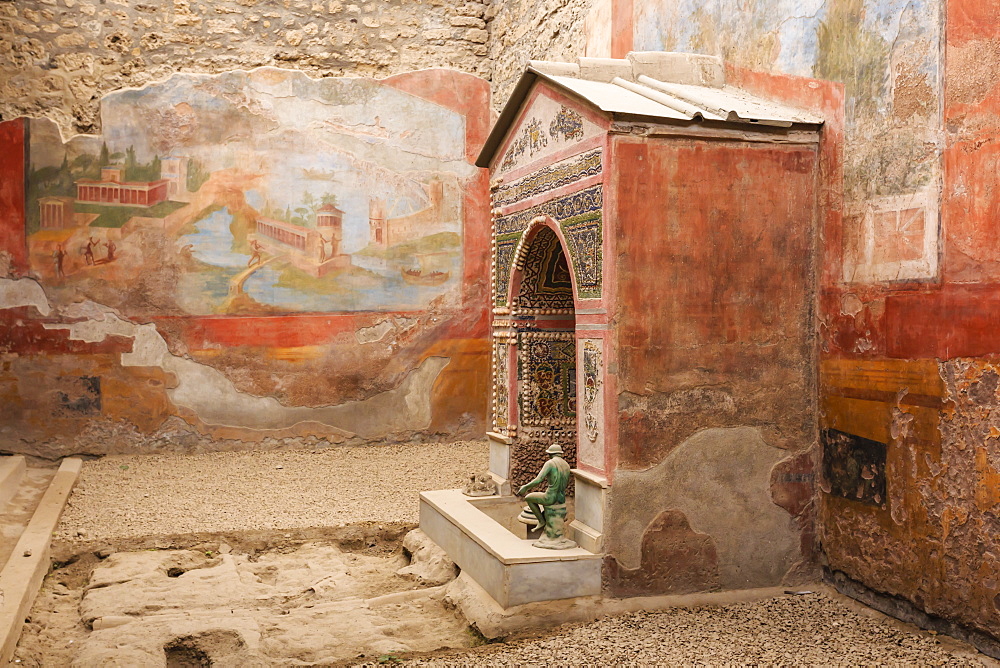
[420,51,825,609]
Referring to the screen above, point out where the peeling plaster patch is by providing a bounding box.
[841,293,864,316]
[933,359,1000,630]
[607,427,800,589]
[0,251,13,278]
[394,316,417,333]
[604,508,721,597]
[43,306,136,343]
[355,319,395,344]
[891,390,915,441]
[46,308,452,438]
[0,277,52,316]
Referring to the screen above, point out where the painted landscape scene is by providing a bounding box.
[25,68,475,316]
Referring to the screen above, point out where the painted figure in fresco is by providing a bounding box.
[517,443,577,550]
[248,239,264,267]
[319,235,331,263]
[104,240,117,263]
[52,244,67,278]
[83,237,99,266]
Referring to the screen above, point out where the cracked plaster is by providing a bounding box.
[607,427,801,589]
[0,277,52,316]
[2,278,451,440]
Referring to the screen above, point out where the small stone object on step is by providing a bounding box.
[462,471,497,497]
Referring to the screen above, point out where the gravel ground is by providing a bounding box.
[55,441,488,541]
[48,442,995,666]
[401,593,993,667]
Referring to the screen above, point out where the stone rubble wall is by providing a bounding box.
[0,0,492,136]
[0,0,603,134]
[485,0,595,112]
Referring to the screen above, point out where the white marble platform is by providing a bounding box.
[419,489,602,609]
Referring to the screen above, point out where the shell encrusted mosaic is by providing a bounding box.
[492,148,602,209]
[493,184,603,304]
[518,330,577,428]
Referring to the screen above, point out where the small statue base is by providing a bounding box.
[524,502,577,550]
[516,507,540,527]
[533,535,578,550]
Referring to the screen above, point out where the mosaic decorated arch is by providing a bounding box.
[485,82,613,494]
[491,218,578,487]
[511,221,576,311]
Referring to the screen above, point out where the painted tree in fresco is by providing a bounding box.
[814,0,938,201]
[186,159,210,192]
[123,146,162,182]
[283,192,339,226]
[25,149,101,233]
[813,0,890,126]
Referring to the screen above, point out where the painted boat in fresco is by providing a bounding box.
[401,268,450,286]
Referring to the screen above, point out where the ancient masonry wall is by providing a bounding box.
[485,0,596,112]
[0,0,491,136]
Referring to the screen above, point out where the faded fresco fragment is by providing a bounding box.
[2,69,491,453]
[633,0,943,283]
[26,69,476,317]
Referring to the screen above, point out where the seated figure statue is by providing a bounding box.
[517,443,577,550]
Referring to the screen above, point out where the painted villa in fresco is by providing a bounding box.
[25,69,474,316]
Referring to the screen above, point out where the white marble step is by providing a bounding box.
[0,457,26,510]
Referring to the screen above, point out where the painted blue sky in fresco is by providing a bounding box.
[633,0,939,84]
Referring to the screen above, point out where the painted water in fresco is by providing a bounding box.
[25,68,475,315]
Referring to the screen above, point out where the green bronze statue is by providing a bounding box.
[517,443,577,550]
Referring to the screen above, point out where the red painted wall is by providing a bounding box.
[603,131,821,596]
[0,118,28,273]
[611,136,819,470]
[812,0,1000,647]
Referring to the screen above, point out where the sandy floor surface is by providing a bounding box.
[55,441,488,541]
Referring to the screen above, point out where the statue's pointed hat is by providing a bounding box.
[545,443,564,455]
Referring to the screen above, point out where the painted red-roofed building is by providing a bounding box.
[76,170,170,208]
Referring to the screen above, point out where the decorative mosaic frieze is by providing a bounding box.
[518,331,577,428]
[494,184,602,236]
[494,235,520,305]
[492,148,602,209]
[493,185,603,303]
[561,212,603,299]
[500,117,550,172]
[492,339,509,432]
[582,340,603,443]
[549,106,585,142]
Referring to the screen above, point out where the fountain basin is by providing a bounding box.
[419,489,602,609]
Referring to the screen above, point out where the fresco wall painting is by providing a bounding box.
[1,68,492,453]
[630,0,943,285]
[25,69,474,317]
[584,0,1000,648]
